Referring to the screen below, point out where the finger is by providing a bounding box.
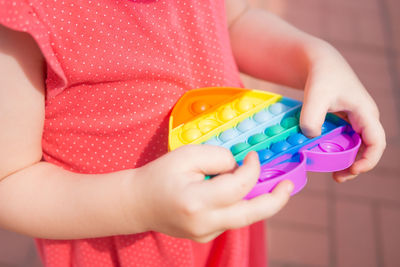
[300,80,331,138]
[172,144,237,176]
[212,180,293,230]
[348,112,386,175]
[192,230,225,243]
[332,167,358,183]
[333,144,365,182]
[197,151,261,207]
[333,110,385,182]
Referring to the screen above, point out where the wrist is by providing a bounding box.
[302,37,342,70]
[118,168,148,235]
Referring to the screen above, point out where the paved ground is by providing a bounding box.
[0,0,399,266]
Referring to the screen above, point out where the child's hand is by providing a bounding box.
[128,145,293,242]
[299,43,386,183]
[227,3,385,183]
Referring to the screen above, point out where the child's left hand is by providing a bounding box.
[298,43,386,183]
[227,2,386,183]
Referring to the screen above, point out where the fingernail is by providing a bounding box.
[347,175,358,180]
[286,181,294,193]
[338,175,357,183]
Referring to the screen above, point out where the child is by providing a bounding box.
[0,0,385,266]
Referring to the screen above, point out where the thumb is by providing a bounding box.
[300,81,330,138]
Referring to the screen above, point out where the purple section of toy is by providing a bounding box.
[244,125,361,199]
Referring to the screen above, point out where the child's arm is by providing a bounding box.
[226,0,386,182]
[0,25,292,242]
[0,25,147,239]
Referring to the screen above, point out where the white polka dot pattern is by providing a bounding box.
[0,1,264,266]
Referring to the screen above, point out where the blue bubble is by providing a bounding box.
[236,118,257,132]
[253,109,272,123]
[269,103,288,115]
[271,141,291,153]
[287,133,308,145]
[321,121,336,133]
[257,149,275,162]
[219,128,239,142]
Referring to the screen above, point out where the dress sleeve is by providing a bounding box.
[0,1,67,97]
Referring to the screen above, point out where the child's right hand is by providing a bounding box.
[124,145,293,243]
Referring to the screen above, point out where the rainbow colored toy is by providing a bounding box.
[168,87,361,199]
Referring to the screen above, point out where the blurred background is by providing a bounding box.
[0,0,399,266]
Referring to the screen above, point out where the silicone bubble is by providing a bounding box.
[198,119,219,134]
[269,103,288,115]
[318,142,344,152]
[265,124,285,136]
[281,117,298,129]
[237,119,257,132]
[231,142,252,155]
[219,107,237,122]
[287,133,308,145]
[253,109,272,123]
[271,140,291,153]
[219,128,239,142]
[191,100,211,114]
[248,133,268,145]
[257,149,275,162]
[236,98,255,112]
[321,121,336,133]
[181,128,202,142]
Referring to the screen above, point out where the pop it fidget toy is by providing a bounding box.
[168,87,361,199]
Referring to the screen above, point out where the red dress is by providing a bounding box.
[1,0,266,266]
